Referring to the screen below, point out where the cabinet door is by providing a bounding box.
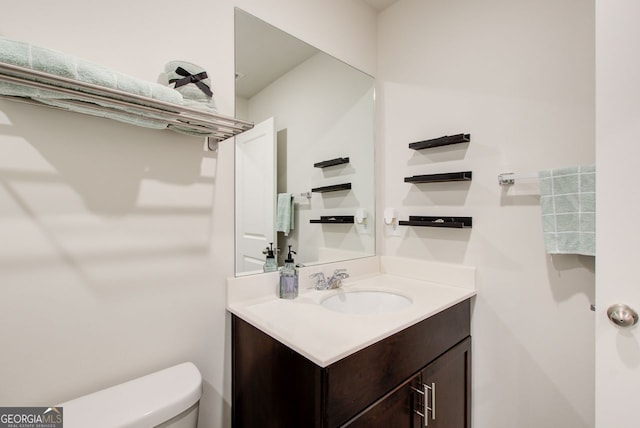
[342,374,422,428]
[416,337,471,428]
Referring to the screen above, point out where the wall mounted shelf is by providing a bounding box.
[0,62,254,143]
[399,216,472,228]
[311,183,352,193]
[310,216,354,224]
[404,171,473,184]
[314,157,350,168]
[409,133,470,150]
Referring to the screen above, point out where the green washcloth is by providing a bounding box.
[276,193,295,236]
[539,164,595,256]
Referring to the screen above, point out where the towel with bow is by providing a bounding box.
[165,60,217,111]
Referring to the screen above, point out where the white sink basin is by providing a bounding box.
[321,290,413,314]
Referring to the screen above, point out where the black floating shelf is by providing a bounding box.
[311,183,352,193]
[399,216,472,228]
[314,157,350,168]
[310,216,355,224]
[409,133,470,150]
[405,171,473,184]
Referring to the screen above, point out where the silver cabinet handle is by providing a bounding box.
[412,381,436,426]
[424,382,435,426]
[607,304,639,327]
[411,385,425,420]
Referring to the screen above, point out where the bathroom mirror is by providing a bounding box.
[234,9,375,276]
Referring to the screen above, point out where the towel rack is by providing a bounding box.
[0,62,254,144]
[498,172,539,185]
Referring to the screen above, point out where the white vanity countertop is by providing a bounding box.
[227,256,476,367]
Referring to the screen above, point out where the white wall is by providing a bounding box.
[244,52,375,265]
[378,1,595,427]
[0,1,376,427]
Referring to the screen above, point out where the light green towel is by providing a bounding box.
[0,37,187,130]
[38,98,170,129]
[276,193,295,236]
[539,164,595,256]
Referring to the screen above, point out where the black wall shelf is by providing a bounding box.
[405,171,472,184]
[310,216,354,224]
[314,157,350,168]
[409,133,470,150]
[311,183,352,193]
[399,216,472,228]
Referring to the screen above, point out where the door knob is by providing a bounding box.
[607,304,639,328]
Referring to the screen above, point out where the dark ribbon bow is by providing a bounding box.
[169,66,213,97]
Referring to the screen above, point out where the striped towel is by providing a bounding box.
[539,164,595,256]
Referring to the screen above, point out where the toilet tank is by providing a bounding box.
[58,362,202,428]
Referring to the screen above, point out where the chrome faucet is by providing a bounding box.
[310,269,350,290]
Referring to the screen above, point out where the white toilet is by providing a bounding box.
[58,362,202,428]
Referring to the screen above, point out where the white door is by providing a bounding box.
[595,1,640,426]
[235,117,276,275]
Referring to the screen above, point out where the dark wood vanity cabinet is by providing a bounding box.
[232,298,471,428]
[345,336,471,427]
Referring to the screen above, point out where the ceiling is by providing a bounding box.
[363,0,399,11]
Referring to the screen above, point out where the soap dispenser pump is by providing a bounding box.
[263,243,277,273]
[279,245,298,299]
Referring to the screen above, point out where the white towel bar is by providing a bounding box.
[498,172,539,185]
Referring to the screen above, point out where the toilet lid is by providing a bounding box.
[57,362,202,428]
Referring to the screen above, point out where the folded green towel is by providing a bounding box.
[38,98,170,129]
[276,193,295,236]
[539,164,595,256]
[0,37,231,136]
[0,38,39,97]
[0,37,184,129]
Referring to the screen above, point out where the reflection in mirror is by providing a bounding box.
[234,9,375,276]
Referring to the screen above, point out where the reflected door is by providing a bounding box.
[235,117,276,274]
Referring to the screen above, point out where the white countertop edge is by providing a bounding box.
[228,288,475,367]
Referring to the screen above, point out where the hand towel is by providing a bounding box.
[539,164,595,256]
[276,193,295,236]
